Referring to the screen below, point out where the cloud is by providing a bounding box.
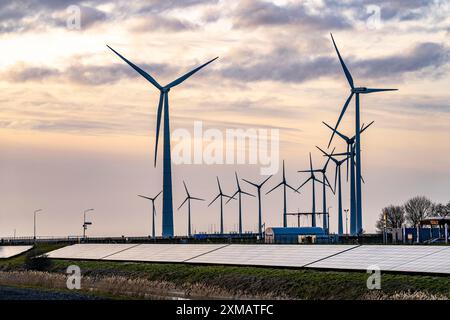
[131,15,197,32]
[2,60,178,86]
[232,0,352,30]
[220,41,450,84]
[0,1,109,33]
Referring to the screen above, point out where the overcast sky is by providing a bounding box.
[1,0,449,237]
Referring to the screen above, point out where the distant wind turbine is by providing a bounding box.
[178,181,204,238]
[323,121,373,234]
[138,191,162,238]
[297,153,330,227]
[266,161,299,227]
[208,177,235,234]
[242,175,272,238]
[327,33,397,235]
[108,45,218,238]
[226,172,254,235]
[316,146,349,235]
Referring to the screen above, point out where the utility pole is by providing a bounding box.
[33,209,43,243]
[83,208,94,239]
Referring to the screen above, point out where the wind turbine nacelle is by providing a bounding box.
[352,87,368,93]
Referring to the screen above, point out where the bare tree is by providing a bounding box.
[432,201,450,217]
[404,196,433,226]
[376,205,405,232]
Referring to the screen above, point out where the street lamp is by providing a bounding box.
[34,209,43,242]
[344,209,349,235]
[83,208,94,239]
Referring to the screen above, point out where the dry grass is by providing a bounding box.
[0,271,289,300]
[363,290,448,300]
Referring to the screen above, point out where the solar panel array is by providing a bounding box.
[0,246,33,259]
[46,244,138,260]
[106,244,227,262]
[307,245,450,274]
[44,244,450,275]
[186,244,356,267]
[390,247,450,274]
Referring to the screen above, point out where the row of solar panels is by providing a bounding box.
[45,244,450,275]
[0,246,33,259]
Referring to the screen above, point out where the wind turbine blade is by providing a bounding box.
[316,146,338,164]
[287,183,300,194]
[208,194,220,207]
[266,182,283,195]
[154,92,164,167]
[322,121,349,143]
[216,176,222,194]
[327,92,354,147]
[178,197,188,210]
[364,88,398,93]
[241,191,255,197]
[314,177,326,186]
[190,197,205,201]
[183,180,189,197]
[138,195,152,200]
[309,152,313,173]
[297,177,312,191]
[223,194,236,200]
[107,46,162,90]
[166,57,218,89]
[242,178,258,188]
[226,191,239,204]
[360,120,375,134]
[323,147,335,170]
[330,33,355,89]
[330,33,354,89]
[155,191,163,199]
[324,175,334,193]
[260,175,272,187]
[235,172,240,189]
[361,175,365,184]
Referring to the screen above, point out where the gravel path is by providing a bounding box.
[0,285,101,300]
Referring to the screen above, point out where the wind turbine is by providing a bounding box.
[178,181,204,238]
[313,148,335,232]
[108,45,218,238]
[327,33,397,235]
[138,191,162,238]
[242,175,272,238]
[226,172,254,235]
[323,121,373,234]
[208,177,235,234]
[316,146,349,235]
[297,153,330,227]
[266,160,299,227]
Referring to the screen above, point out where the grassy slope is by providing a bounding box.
[1,244,449,299]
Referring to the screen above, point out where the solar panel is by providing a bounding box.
[0,246,33,259]
[104,244,227,262]
[390,247,450,274]
[46,244,138,260]
[307,245,445,272]
[186,244,357,267]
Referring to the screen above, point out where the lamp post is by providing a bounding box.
[83,208,94,239]
[33,209,43,242]
[344,209,349,235]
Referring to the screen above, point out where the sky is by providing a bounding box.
[1,0,450,237]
